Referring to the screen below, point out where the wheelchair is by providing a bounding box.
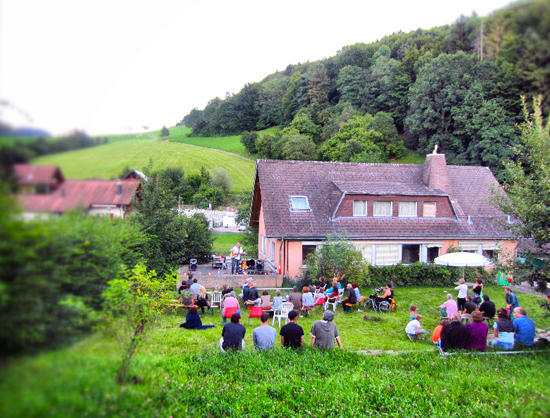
[363,288,394,313]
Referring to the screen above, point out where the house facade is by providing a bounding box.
[249,152,517,279]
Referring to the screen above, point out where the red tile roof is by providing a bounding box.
[251,159,514,240]
[14,164,64,185]
[18,180,140,213]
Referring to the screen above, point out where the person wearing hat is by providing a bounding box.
[466,310,488,351]
[310,311,343,349]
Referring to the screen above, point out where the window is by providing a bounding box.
[302,245,317,263]
[353,243,373,264]
[262,236,267,255]
[375,245,399,266]
[269,241,275,262]
[402,244,420,264]
[373,201,392,217]
[289,196,310,212]
[399,202,417,217]
[427,247,440,263]
[423,202,436,218]
[353,200,367,216]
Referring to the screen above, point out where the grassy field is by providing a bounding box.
[1,286,548,416]
[213,232,246,256]
[167,125,280,158]
[32,139,255,192]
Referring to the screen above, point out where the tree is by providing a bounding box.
[102,264,172,383]
[240,131,258,154]
[497,96,550,290]
[304,235,369,283]
[210,167,232,193]
[280,132,317,161]
[336,65,367,109]
[161,126,170,137]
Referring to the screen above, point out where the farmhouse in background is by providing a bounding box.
[14,164,65,194]
[15,164,141,219]
[249,152,518,279]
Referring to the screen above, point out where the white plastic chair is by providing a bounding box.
[272,302,294,327]
[324,294,341,311]
[211,292,222,309]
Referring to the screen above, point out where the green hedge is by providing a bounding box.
[364,263,494,288]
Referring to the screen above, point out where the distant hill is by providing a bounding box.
[32,138,255,193]
[180,0,550,180]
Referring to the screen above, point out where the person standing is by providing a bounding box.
[310,311,343,349]
[454,279,468,312]
[505,288,519,319]
[280,310,304,349]
[253,313,277,350]
[230,242,245,274]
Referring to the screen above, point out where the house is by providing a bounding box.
[249,151,517,278]
[14,164,65,194]
[18,179,141,219]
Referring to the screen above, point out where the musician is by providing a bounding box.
[230,242,246,274]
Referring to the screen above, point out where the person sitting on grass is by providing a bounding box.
[289,287,303,313]
[311,310,343,349]
[409,304,418,320]
[439,294,458,318]
[466,310,488,351]
[253,312,276,351]
[180,308,215,330]
[513,307,536,349]
[491,308,515,350]
[219,312,246,351]
[405,314,426,340]
[440,312,469,352]
[341,283,357,312]
[261,290,272,310]
[280,310,304,349]
[463,296,477,315]
[479,295,496,319]
[195,286,211,314]
[222,291,240,323]
[301,286,314,315]
[432,319,448,345]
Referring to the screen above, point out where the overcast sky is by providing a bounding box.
[0,0,513,136]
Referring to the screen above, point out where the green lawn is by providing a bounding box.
[213,232,246,256]
[32,139,255,192]
[0,286,548,416]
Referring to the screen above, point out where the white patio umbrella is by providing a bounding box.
[434,252,494,279]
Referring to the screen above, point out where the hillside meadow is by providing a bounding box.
[1,286,549,416]
[32,139,255,192]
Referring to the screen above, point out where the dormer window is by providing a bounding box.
[353,200,367,216]
[398,202,417,217]
[289,196,310,212]
[373,201,392,217]
[423,202,437,217]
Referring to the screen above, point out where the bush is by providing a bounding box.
[210,167,232,193]
[160,126,170,137]
[364,263,492,288]
[0,193,145,355]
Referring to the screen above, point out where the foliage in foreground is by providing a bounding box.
[102,264,172,383]
[1,346,549,417]
[0,194,144,355]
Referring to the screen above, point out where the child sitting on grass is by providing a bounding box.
[409,304,418,320]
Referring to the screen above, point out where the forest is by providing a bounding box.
[181,0,550,179]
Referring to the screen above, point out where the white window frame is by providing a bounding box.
[289,196,311,212]
[262,236,267,256]
[423,202,437,218]
[269,241,275,262]
[352,200,367,216]
[373,201,393,217]
[398,201,417,218]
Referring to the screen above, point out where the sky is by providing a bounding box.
[0,0,513,136]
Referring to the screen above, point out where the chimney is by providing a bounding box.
[116,181,122,196]
[422,146,451,194]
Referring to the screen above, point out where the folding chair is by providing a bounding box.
[272,302,294,327]
[210,292,222,315]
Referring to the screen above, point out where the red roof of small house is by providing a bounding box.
[14,164,64,186]
[250,158,514,240]
[18,179,140,213]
